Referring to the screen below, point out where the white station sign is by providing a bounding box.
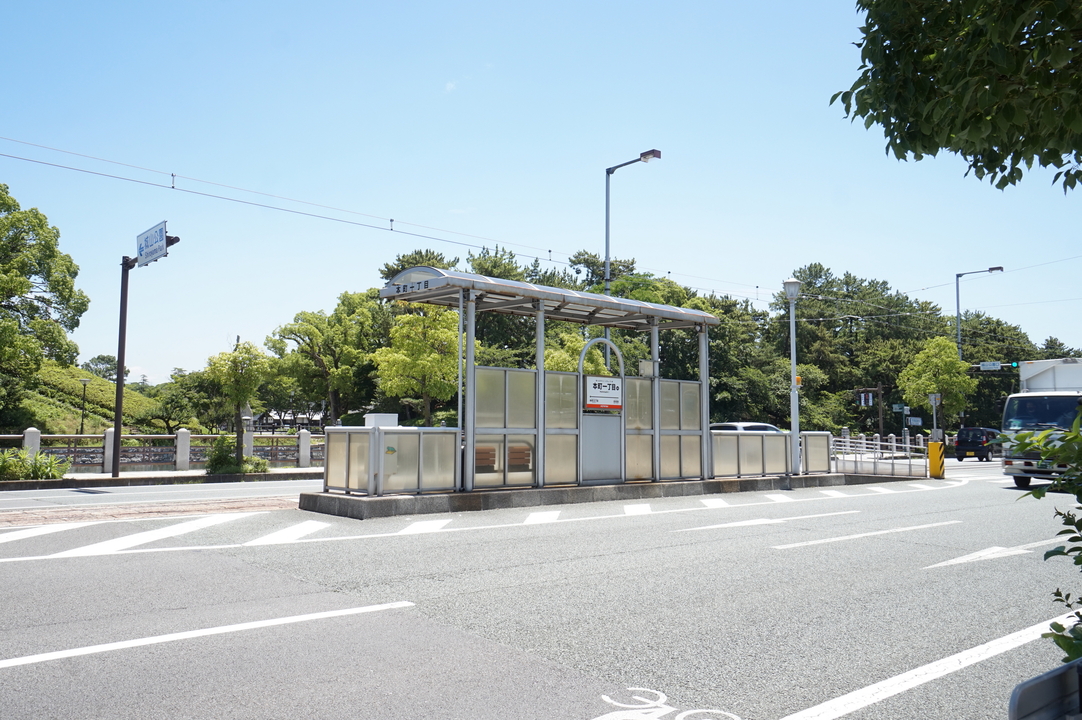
[137,221,169,267]
[584,376,622,410]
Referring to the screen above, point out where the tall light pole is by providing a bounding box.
[78,378,90,435]
[784,278,802,476]
[955,266,1004,360]
[604,149,660,364]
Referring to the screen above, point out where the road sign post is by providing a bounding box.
[112,224,180,478]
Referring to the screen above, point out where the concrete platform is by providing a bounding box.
[299,472,911,520]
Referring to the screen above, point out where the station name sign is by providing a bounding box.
[584,375,622,410]
[391,279,432,294]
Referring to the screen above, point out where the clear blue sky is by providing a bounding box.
[2,1,1078,383]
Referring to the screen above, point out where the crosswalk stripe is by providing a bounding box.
[866,486,897,494]
[397,519,452,535]
[908,483,934,490]
[820,490,849,498]
[523,511,561,525]
[49,514,255,557]
[244,520,331,546]
[0,522,101,545]
[700,498,730,508]
[624,504,651,515]
[766,494,795,503]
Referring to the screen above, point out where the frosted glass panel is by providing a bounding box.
[660,381,680,430]
[804,434,830,473]
[507,371,536,429]
[506,434,535,485]
[347,432,370,490]
[625,378,652,430]
[474,435,505,487]
[763,434,790,475]
[325,432,347,489]
[545,434,577,484]
[546,373,578,429]
[381,433,419,492]
[680,384,701,430]
[421,433,457,489]
[626,434,653,479]
[476,368,506,428]
[713,433,739,477]
[681,435,701,477]
[660,435,680,477]
[738,435,765,475]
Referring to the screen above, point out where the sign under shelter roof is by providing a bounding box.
[381,267,720,331]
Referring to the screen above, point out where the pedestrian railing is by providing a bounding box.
[832,434,928,477]
[4,428,325,473]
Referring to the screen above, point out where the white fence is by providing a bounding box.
[0,428,325,473]
[832,433,929,477]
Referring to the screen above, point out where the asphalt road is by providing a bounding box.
[0,461,1072,719]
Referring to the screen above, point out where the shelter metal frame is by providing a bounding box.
[380,267,721,488]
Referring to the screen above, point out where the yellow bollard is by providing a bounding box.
[929,441,945,479]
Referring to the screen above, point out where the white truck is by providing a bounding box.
[1001,357,1082,487]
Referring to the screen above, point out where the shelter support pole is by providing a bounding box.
[650,320,661,481]
[535,302,546,487]
[699,324,711,479]
[464,291,477,491]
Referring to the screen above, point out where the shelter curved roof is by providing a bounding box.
[380,267,719,331]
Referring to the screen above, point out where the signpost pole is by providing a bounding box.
[111,256,137,478]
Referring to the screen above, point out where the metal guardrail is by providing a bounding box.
[832,435,929,477]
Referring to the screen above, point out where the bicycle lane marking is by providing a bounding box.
[778,611,1075,719]
[0,601,414,670]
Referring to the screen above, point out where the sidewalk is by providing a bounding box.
[0,466,325,492]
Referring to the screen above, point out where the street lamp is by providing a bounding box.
[784,278,802,476]
[604,149,660,364]
[78,378,91,435]
[955,266,1004,360]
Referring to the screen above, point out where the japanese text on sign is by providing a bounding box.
[584,376,622,410]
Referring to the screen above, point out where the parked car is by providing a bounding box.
[709,422,784,433]
[955,426,1000,462]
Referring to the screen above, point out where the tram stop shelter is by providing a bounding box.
[322,266,721,495]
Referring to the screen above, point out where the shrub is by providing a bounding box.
[0,449,70,481]
[204,434,268,475]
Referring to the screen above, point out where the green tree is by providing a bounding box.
[834,1,1082,191]
[207,342,270,465]
[81,354,128,383]
[568,250,636,288]
[267,290,390,423]
[898,337,978,430]
[371,306,463,426]
[0,184,88,423]
[379,249,458,281]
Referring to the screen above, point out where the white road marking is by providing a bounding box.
[778,611,1076,719]
[773,521,962,549]
[676,511,859,533]
[925,538,1061,568]
[523,511,561,524]
[244,520,330,546]
[766,494,795,503]
[397,519,453,535]
[49,514,257,557]
[0,522,101,544]
[700,498,730,508]
[820,490,849,498]
[865,486,896,494]
[907,484,934,490]
[0,601,414,670]
[624,504,652,515]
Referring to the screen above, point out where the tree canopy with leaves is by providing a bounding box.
[207,342,270,465]
[834,1,1082,190]
[899,336,979,425]
[0,184,88,421]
